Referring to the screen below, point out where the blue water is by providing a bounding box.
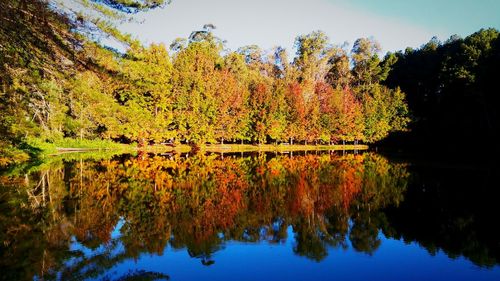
[71,224,500,281]
[3,152,499,280]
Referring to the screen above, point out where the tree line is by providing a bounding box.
[4,0,496,156]
[383,28,500,151]
[0,0,409,152]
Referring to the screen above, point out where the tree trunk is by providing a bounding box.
[221,137,224,145]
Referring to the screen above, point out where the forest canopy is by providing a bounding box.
[0,0,409,157]
[7,0,498,162]
[383,28,500,150]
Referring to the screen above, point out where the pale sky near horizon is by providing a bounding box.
[118,0,500,55]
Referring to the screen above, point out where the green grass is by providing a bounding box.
[1,138,369,169]
[24,138,368,155]
[25,137,134,155]
[1,137,140,170]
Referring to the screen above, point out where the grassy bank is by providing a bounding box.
[25,138,134,155]
[0,138,137,168]
[1,138,368,168]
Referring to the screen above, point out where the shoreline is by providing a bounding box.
[1,141,369,168]
[200,144,368,153]
[52,143,369,154]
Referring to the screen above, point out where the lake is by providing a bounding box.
[1,151,499,281]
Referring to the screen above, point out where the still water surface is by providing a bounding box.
[1,151,499,280]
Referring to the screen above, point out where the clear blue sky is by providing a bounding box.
[119,0,500,54]
[334,0,500,36]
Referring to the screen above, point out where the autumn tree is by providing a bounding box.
[214,69,250,144]
[332,89,365,143]
[1,0,413,162]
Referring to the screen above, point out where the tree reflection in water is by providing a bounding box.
[0,151,497,280]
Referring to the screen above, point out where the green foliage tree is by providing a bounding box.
[384,28,500,149]
[172,40,222,143]
[121,43,176,142]
[1,0,412,163]
[351,38,382,86]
